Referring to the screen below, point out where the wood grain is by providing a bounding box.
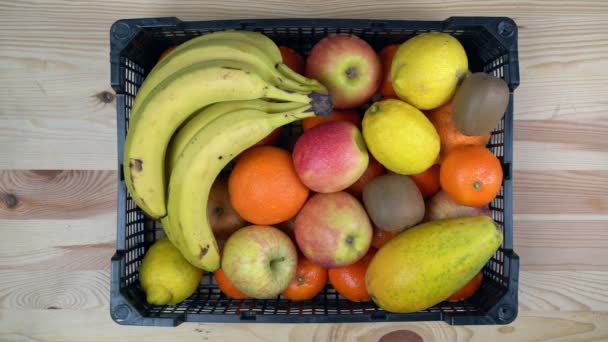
[513,171,608,215]
[1,170,607,220]
[515,220,608,271]
[1,0,608,339]
[0,214,116,271]
[0,170,115,219]
[0,270,604,313]
[0,309,606,342]
[1,3,607,170]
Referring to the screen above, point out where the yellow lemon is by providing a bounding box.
[362,99,439,175]
[139,237,203,305]
[391,32,468,110]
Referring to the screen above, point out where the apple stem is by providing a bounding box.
[346,66,357,79]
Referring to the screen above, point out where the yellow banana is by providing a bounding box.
[166,108,315,271]
[130,38,318,121]
[166,99,309,173]
[165,30,319,87]
[123,60,314,218]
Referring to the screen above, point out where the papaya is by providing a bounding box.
[365,216,502,313]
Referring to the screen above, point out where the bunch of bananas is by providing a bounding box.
[123,30,331,271]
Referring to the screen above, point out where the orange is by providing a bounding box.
[346,156,385,198]
[425,100,491,160]
[281,255,328,301]
[302,110,361,131]
[410,164,440,198]
[371,226,399,249]
[440,145,503,206]
[447,272,483,301]
[229,146,309,225]
[378,45,399,97]
[158,47,175,62]
[328,249,376,302]
[215,268,248,300]
[279,46,305,75]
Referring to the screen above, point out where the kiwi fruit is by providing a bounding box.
[452,72,509,136]
[362,174,425,232]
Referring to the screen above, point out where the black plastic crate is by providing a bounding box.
[109,17,520,326]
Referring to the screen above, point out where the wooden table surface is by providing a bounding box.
[1,0,607,341]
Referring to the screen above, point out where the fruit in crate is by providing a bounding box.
[139,237,202,305]
[306,34,382,109]
[222,225,297,299]
[346,156,385,199]
[410,164,440,198]
[426,100,491,160]
[391,32,468,110]
[366,216,502,313]
[229,146,309,225]
[293,121,369,193]
[253,127,282,147]
[279,46,306,74]
[164,108,318,271]
[362,99,439,175]
[378,44,399,97]
[215,267,249,300]
[295,192,372,268]
[206,174,246,241]
[123,29,330,220]
[440,145,504,207]
[447,271,483,302]
[281,255,328,301]
[166,99,308,171]
[362,174,425,232]
[370,225,399,249]
[425,190,491,222]
[452,72,510,136]
[302,110,361,131]
[329,249,376,302]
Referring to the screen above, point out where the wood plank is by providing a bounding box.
[0,270,109,311]
[1,5,607,170]
[0,308,606,342]
[513,120,608,171]
[0,214,115,270]
[514,220,608,271]
[4,169,602,219]
[0,270,604,313]
[0,170,115,219]
[513,171,608,215]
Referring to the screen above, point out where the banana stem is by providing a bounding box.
[276,63,328,94]
[266,101,312,113]
[264,85,312,104]
[278,76,321,93]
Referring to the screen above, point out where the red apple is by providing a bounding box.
[306,34,382,109]
[294,192,372,268]
[293,121,369,193]
[207,174,247,241]
[424,190,492,222]
[222,225,297,299]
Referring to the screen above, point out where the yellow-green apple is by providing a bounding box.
[222,225,297,299]
[293,121,369,193]
[306,34,381,109]
[207,174,247,241]
[424,190,491,222]
[294,192,372,268]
